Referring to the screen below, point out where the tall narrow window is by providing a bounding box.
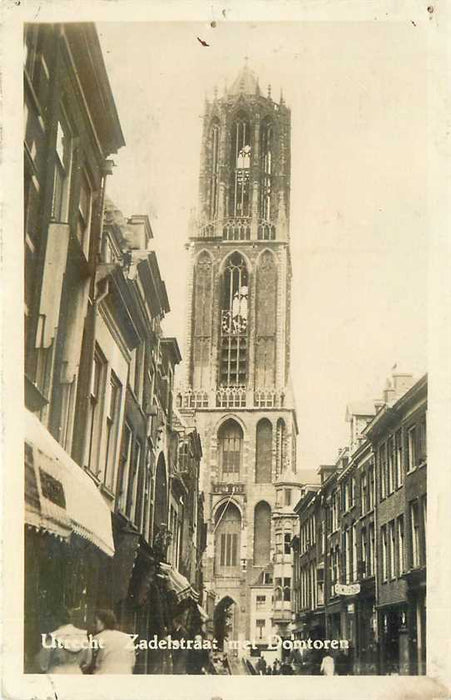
[284,532,292,555]
[230,114,251,217]
[209,120,220,219]
[254,501,271,565]
[381,526,388,582]
[104,373,122,491]
[369,465,375,510]
[389,520,396,579]
[255,418,272,483]
[87,346,106,472]
[260,118,273,226]
[369,522,375,576]
[52,112,73,223]
[410,500,420,568]
[421,495,427,560]
[192,252,213,389]
[117,423,132,512]
[379,444,387,499]
[154,454,168,529]
[406,426,417,472]
[276,419,287,475]
[387,437,394,494]
[77,169,93,256]
[395,429,403,487]
[397,516,404,575]
[220,253,248,386]
[361,472,368,514]
[126,439,142,523]
[218,419,243,478]
[255,251,277,388]
[215,502,241,573]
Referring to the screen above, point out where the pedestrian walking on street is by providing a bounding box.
[320,651,335,676]
[36,607,92,674]
[92,609,135,674]
[171,615,189,674]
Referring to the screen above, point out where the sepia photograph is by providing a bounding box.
[2,1,451,698]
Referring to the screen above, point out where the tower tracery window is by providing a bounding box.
[230,113,251,218]
[220,253,249,387]
[254,501,271,565]
[260,118,274,230]
[192,251,213,389]
[215,502,241,573]
[276,418,287,475]
[209,120,220,219]
[218,419,243,478]
[255,418,273,483]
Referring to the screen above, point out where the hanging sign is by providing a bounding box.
[336,583,361,596]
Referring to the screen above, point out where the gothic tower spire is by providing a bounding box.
[178,67,299,648]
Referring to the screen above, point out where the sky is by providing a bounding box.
[97,21,428,471]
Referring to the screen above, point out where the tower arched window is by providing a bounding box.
[218,419,243,478]
[255,251,277,388]
[220,253,248,386]
[215,501,241,574]
[192,251,213,389]
[260,118,274,229]
[255,418,273,483]
[230,113,251,218]
[154,453,168,537]
[209,120,220,219]
[276,418,287,475]
[254,501,271,565]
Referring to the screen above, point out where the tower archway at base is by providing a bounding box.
[213,595,237,649]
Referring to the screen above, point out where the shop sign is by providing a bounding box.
[212,483,245,495]
[336,582,361,596]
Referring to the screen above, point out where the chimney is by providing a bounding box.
[392,373,415,399]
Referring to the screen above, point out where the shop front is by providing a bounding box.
[24,410,115,672]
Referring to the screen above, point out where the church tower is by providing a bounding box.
[178,63,299,646]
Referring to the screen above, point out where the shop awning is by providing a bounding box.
[159,562,199,602]
[25,409,115,557]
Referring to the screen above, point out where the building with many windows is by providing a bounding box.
[23,23,206,675]
[24,21,125,671]
[291,373,427,675]
[178,63,300,648]
[366,374,427,676]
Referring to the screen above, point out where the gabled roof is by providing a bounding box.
[345,401,377,421]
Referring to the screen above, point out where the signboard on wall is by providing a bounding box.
[336,582,361,596]
[212,483,245,495]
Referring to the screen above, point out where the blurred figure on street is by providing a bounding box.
[93,609,135,674]
[36,607,92,674]
[320,651,335,676]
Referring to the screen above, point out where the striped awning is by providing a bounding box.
[25,409,115,556]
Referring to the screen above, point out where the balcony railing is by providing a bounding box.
[216,387,246,408]
[197,218,277,241]
[254,389,284,408]
[176,389,209,410]
[177,387,287,410]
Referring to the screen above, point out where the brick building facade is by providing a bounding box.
[291,373,427,675]
[23,23,206,674]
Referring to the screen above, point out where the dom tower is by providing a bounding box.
[178,64,301,648]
